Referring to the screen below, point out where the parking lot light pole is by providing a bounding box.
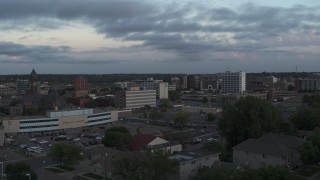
[0,162,3,180]
[105,152,108,180]
[26,173,31,180]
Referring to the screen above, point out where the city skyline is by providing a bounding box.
[0,0,319,74]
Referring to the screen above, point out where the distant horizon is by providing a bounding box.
[0,70,319,76]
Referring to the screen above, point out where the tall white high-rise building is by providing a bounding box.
[221,71,246,93]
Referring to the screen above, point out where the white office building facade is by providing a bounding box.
[221,71,246,93]
[125,90,156,109]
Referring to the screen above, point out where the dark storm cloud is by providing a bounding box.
[0,41,71,62]
[0,0,319,62]
[0,41,125,64]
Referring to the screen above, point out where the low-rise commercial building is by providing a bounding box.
[1,108,118,135]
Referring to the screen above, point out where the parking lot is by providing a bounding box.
[5,119,221,158]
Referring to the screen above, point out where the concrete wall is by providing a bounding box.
[0,126,4,146]
[233,150,288,169]
[3,120,20,133]
[111,111,118,123]
[59,115,87,129]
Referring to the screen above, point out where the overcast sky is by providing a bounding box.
[0,0,319,74]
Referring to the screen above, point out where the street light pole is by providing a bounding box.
[26,173,31,180]
[105,152,108,180]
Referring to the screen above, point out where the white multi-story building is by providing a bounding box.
[169,150,220,180]
[115,89,156,109]
[221,71,246,93]
[158,82,168,99]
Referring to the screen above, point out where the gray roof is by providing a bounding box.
[233,133,304,157]
[258,133,304,149]
[169,149,219,162]
[233,139,291,157]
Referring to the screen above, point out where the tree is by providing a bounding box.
[287,85,295,91]
[5,162,37,180]
[47,142,83,167]
[169,91,182,103]
[202,97,208,103]
[191,166,237,180]
[290,105,320,130]
[173,112,191,126]
[136,127,141,134]
[102,126,132,150]
[299,141,319,164]
[298,128,320,164]
[303,93,320,105]
[159,98,169,112]
[219,96,283,147]
[192,166,292,180]
[85,100,99,108]
[206,113,216,122]
[203,141,229,161]
[149,110,164,120]
[112,152,177,180]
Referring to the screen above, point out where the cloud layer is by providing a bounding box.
[0,0,319,73]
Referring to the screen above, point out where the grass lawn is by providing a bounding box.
[72,175,91,180]
[296,166,320,177]
[0,156,7,161]
[83,172,104,180]
[289,174,306,180]
[45,167,65,173]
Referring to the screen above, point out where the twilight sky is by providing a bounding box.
[0,0,319,74]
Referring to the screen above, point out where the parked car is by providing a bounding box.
[73,138,80,142]
[27,147,43,153]
[29,138,37,142]
[38,140,48,144]
[192,138,202,144]
[19,144,28,149]
[95,136,102,140]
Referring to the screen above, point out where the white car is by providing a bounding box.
[95,136,102,140]
[38,140,48,144]
[29,138,36,142]
[27,147,43,153]
[207,138,214,142]
[19,144,27,149]
[73,138,80,142]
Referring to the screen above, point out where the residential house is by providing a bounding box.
[129,134,182,153]
[233,133,304,169]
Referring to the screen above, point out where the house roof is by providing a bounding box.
[169,149,220,162]
[258,133,304,149]
[233,139,291,157]
[233,133,304,157]
[128,134,157,151]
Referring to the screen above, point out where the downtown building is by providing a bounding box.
[126,77,168,99]
[115,87,156,109]
[220,71,246,93]
[294,73,320,93]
